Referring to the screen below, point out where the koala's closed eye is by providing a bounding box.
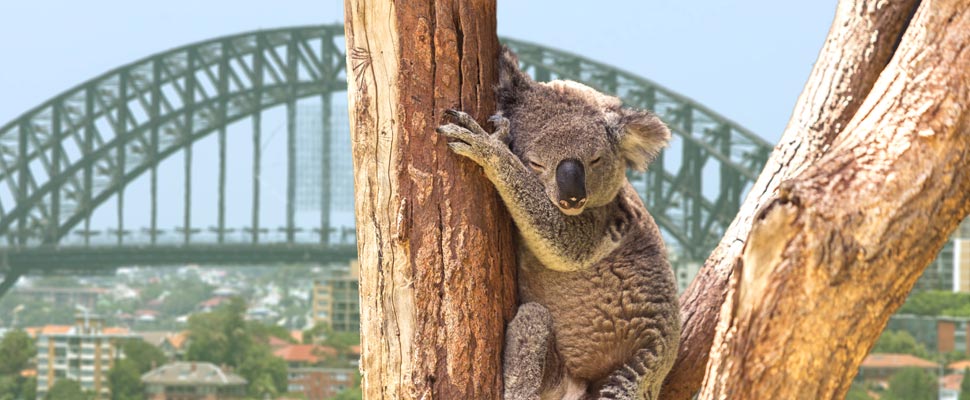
[528,160,546,172]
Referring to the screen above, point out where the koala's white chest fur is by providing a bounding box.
[516,185,679,385]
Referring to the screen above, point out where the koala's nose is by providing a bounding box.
[556,159,587,209]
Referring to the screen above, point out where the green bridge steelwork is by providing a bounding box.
[0,25,771,297]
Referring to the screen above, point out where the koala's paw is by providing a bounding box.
[436,110,510,167]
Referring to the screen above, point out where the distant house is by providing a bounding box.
[135,309,160,322]
[142,362,246,400]
[273,344,338,369]
[286,367,356,400]
[135,331,189,360]
[197,297,231,313]
[949,359,970,372]
[940,372,964,400]
[856,353,940,384]
[268,335,292,350]
[273,344,354,400]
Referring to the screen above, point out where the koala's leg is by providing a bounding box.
[503,302,553,400]
[596,348,669,400]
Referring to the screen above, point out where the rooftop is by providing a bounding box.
[142,362,246,386]
[861,353,939,369]
[949,360,970,371]
[273,344,337,364]
[941,373,964,391]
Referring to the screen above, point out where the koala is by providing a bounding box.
[436,47,679,400]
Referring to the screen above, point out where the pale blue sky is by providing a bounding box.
[0,1,836,141]
[0,1,837,237]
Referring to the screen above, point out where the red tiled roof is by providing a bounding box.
[103,327,130,335]
[273,344,337,364]
[167,332,188,349]
[289,330,303,343]
[941,373,964,390]
[349,345,362,355]
[25,325,72,337]
[268,336,291,349]
[861,353,939,369]
[199,297,229,308]
[949,360,970,371]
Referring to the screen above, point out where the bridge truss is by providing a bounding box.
[0,25,771,297]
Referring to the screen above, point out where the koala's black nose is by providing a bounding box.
[556,159,587,209]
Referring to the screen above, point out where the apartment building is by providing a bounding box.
[311,261,360,333]
[34,315,136,399]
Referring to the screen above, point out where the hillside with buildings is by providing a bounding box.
[0,262,361,400]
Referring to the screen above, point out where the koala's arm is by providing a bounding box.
[437,111,622,272]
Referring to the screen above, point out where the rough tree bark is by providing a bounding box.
[344,1,516,399]
[663,0,970,398]
[347,0,969,398]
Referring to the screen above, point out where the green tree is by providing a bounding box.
[118,339,167,373]
[884,367,936,400]
[184,297,287,397]
[248,320,294,344]
[0,376,19,400]
[160,276,213,316]
[186,297,251,366]
[0,330,35,375]
[899,291,970,317]
[237,346,288,399]
[107,359,143,400]
[45,379,92,400]
[107,340,167,400]
[845,383,871,400]
[872,330,931,359]
[332,387,363,400]
[21,377,36,400]
[303,323,360,353]
[960,368,970,400]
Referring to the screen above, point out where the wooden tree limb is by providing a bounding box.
[699,0,970,398]
[344,1,517,398]
[660,1,921,398]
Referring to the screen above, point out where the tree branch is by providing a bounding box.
[661,0,925,398]
[700,0,970,397]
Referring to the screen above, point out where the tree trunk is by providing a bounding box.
[660,0,921,397]
[344,1,516,399]
[663,0,970,398]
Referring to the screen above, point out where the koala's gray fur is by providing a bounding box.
[437,47,679,400]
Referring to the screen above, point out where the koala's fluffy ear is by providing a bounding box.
[615,109,671,171]
[497,46,532,111]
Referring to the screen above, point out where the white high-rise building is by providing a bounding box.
[34,315,136,399]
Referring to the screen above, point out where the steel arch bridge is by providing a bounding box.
[0,24,771,297]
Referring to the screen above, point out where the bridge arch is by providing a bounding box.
[0,25,771,293]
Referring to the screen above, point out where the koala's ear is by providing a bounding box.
[497,46,532,111]
[615,109,671,171]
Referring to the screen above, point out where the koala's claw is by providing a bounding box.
[436,124,477,146]
[445,109,490,137]
[439,109,514,168]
